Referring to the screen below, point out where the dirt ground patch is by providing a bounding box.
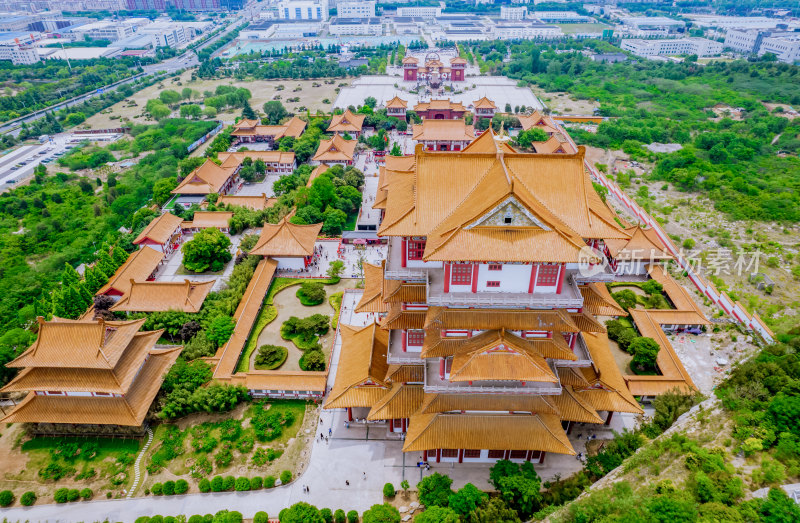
[762,102,800,119]
[531,87,600,115]
[84,71,343,129]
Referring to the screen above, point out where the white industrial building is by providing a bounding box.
[500,6,527,21]
[337,0,375,18]
[278,0,330,20]
[329,16,382,35]
[531,11,593,23]
[619,16,685,34]
[396,6,441,18]
[492,21,562,40]
[621,37,723,58]
[725,28,800,63]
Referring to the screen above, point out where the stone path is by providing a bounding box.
[126,428,153,499]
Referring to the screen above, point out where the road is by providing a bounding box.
[0,18,246,138]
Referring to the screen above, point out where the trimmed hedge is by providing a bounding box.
[198,478,211,493]
[20,491,36,506]
[280,470,292,484]
[0,490,14,507]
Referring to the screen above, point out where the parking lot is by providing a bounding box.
[0,134,76,191]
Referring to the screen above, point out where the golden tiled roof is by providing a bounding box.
[134,213,183,246]
[244,370,327,393]
[355,262,389,313]
[307,164,329,188]
[402,56,419,64]
[230,116,306,140]
[421,328,576,361]
[558,366,590,388]
[181,211,234,230]
[646,265,708,323]
[380,303,426,330]
[461,127,517,154]
[570,312,607,333]
[249,217,322,257]
[605,225,673,261]
[403,413,575,454]
[473,96,497,109]
[110,279,214,313]
[413,99,467,113]
[518,112,560,134]
[312,134,356,163]
[212,258,277,379]
[450,339,558,383]
[367,383,424,420]
[374,156,415,210]
[324,323,390,409]
[2,329,161,394]
[328,110,366,133]
[532,134,576,154]
[217,193,277,211]
[416,393,560,416]
[385,364,424,383]
[382,278,426,304]
[580,283,627,317]
[550,386,604,423]
[386,96,408,109]
[412,119,475,142]
[577,331,643,414]
[172,160,236,195]
[97,247,164,297]
[424,307,579,332]
[1,346,180,426]
[217,151,296,168]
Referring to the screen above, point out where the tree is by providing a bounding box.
[206,315,235,348]
[327,259,345,280]
[389,143,402,156]
[146,99,171,120]
[417,473,453,508]
[242,102,257,120]
[630,336,660,370]
[321,207,347,236]
[160,90,182,106]
[448,483,487,516]
[489,460,542,518]
[182,227,232,273]
[515,128,549,149]
[383,483,396,498]
[297,281,326,305]
[0,490,13,507]
[364,96,377,108]
[413,506,460,523]
[20,491,36,506]
[362,503,400,523]
[153,177,178,206]
[299,349,326,371]
[263,100,288,124]
[180,104,203,119]
[280,502,324,523]
[468,497,521,523]
[761,487,800,523]
[612,289,638,312]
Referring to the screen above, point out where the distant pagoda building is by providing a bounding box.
[1,317,180,435]
[325,131,643,464]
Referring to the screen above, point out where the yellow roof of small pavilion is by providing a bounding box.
[403,413,575,454]
[382,278,426,304]
[473,96,497,109]
[328,110,366,133]
[413,99,467,113]
[461,127,517,154]
[230,116,306,140]
[386,96,408,109]
[412,119,475,142]
[96,246,164,297]
[134,212,183,246]
[424,307,579,332]
[244,370,327,393]
[217,151,296,168]
[605,225,673,261]
[324,323,390,409]
[532,134,577,154]
[416,393,559,416]
[110,279,215,313]
[421,328,576,361]
[518,111,560,134]
[172,160,236,195]
[312,134,356,163]
[181,211,233,230]
[249,217,321,257]
[367,383,424,420]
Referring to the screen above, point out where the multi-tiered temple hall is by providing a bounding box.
[325,131,644,464]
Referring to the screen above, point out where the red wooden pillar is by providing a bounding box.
[566,421,573,435]
[439,358,445,380]
[556,264,565,294]
[528,264,539,293]
[401,238,408,267]
[347,407,353,422]
[458,449,464,463]
[471,264,479,293]
[436,449,441,463]
[402,418,407,432]
[389,419,394,431]
[444,263,451,293]
[539,452,546,464]
[503,450,510,460]
[402,330,407,352]
[605,411,613,426]
[525,450,532,462]
[423,450,428,462]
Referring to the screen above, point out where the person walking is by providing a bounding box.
[328,428,332,437]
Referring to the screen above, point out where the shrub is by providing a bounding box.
[265,475,277,488]
[334,509,347,523]
[362,503,400,523]
[198,478,211,493]
[223,475,236,491]
[20,491,36,506]
[297,281,326,305]
[162,481,175,496]
[299,349,326,371]
[254,512,269,523]
[151,482,164,496]
[320,508,333,523]
[417,472,453,507]
[250,476,263,490]
[175,479,189,495]
[211,475,224,492]
[383,482,395,498]
[80,488,93,500]
[347,510,359,523]
[0,490,14,507]
[235,477,250,491]
[254,344,288,370]
[54,488,69,503]
[280,470,292,484]
[67,489,80,502]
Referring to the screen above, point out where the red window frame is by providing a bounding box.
[441,449,458,458]
[488,450,505,459]
[407,239,426,260]
[463,449,481,458]
[537,264,559,286]
[488,264,502,271]
[510,450,527,459]
[451,264,472,285]
[407,329,424,346]
[486,281,500,288]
